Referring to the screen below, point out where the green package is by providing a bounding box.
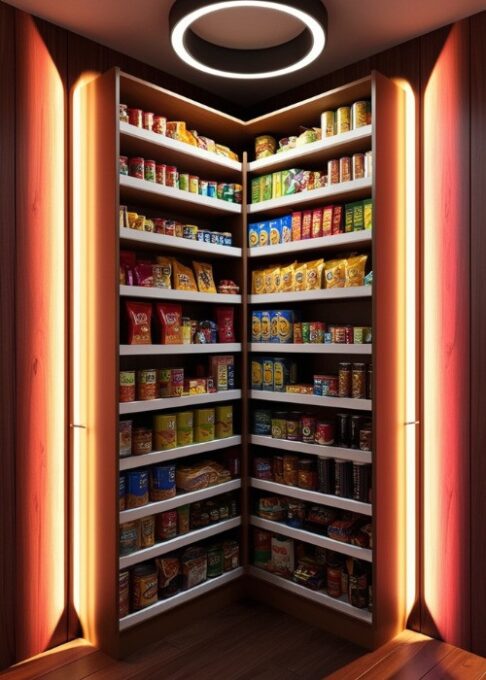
[261,174,273,201]
[363,198,373,230]
[344,203,354,233]
[251,177,261,203]
[352,201,364,231]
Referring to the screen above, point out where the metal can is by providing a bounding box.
[119,420,132,458]
[154,413,177,451]
[272,412,287,439]
[153,115,166,134]
[321,110,335,137]
[176,411,193,446]
[321,375,339,397]
[353,326,364,344]
[339,156,352,183]
[131,564,158,611]
[189,175,199,193]
[127,108,142,127]
[223,232,232,246]
[128,156,144,179]
[315,420,334,445]
[261,311,271,342]
[336,413,350,447]
[126,469,149,508]
[352,153,365,180]
[119,570,129,618]
[352,363,367,399]
[223,184,235,202]
[302,322,311,343]
[297,459,317,490]
[253,409,272,435]
[156,163,166,184]
[338,362,352,398]
[345,326,354,344]
[334,459,353,498]
[142,111,154,131]
[177,505,190,534]
[318,457,334,494]
[179,173,189,191]
[336,106,351,134]
[140,516,155,548]
[333,326,347,344]
[360,427,373,452]
[166,166,178,188]
[156,509,177,540]
[351,101,370,129]
[365,150,373,178]
[132,426,153,456]
[119,473,126,510]
[283,454,299,486]
[301,414,316,443]
[144,159,156,182]
[199,179,208,196]
[137,369,157,401]
[207,181,217,197]
[150,464,176,501]
[324,331,332,343]
[272,455,284,483]
[216,404,233,439]
[286,412,302,442]
[327,159,340,185]
[120,521,139,556]
[119,371,136,402]
[350,415,365,448]
[119,155,128,175]
[217,183,225,200]
[353,462,371,502]
[183,224,198,240]
[207,545,224,578]
[233,184,243,204]
[327,565,342,598]
[364,326,373,343]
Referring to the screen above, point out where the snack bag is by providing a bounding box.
[155,303,182,344]
[252,269,265,295]
[281,263,296,292]
[263,267,280,294]
[193,261,216,293]
[324,259,346,288]
[216,307,235,343]
[305,258,325,290]
[172,259,197,291]
[345,254,368,287]
[294,262,307,291]
[155,256,172,288]
[125,301,152,344]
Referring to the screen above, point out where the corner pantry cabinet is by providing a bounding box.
[72,68,408,655]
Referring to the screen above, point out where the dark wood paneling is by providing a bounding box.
[0,0,16,671]
[419,21,471,649]
[15,10,69,662]
[470,9,486,658]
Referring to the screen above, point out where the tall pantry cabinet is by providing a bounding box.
[73,68,409,655]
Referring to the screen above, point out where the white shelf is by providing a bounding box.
[248,567,372,624]
[120,478,241,522]
[119,389,242,415]
[250,343,372,355]
[120,435,242,471]
[120,121,242,175]
[248,230,372,258]
[119,516,242,569]
[251,516,372,562]
[120,284,241,305]
[250,390,372,412]
[250,435,372,465]
[248,177,372,216]
[120,343,242,356]
[248,126,372,175]
[119,566,244,631]
[119,174,242,216]
[120,227,242,258]
[249,286,372,305]
[250,478,372,516]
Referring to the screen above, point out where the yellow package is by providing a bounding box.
[127,211,138,228]
[273,266,282,292]
[324,259,346,288]
[281,263,296,292]
[172,259,197,291]
[193,261,216,293]
[345,254,368,287]
[305,258,325,290]
[155,256,172,288]
[263,267,281,294]
[294,263,307,291]
[252,269,265,295]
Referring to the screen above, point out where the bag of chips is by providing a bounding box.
[155,303,182,344]
[216,307,235,343]
[252,269,265,295]
[305,258,324,290]
[155,256,172,288]
[345,254,368,287]
[172,259,197,291]
[125,301,152,345]
[294,263,307,291]
[324,259,346,288]
[193,261,217,293]
[281,263,296,292]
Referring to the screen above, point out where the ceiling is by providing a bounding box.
[5,0,486,106]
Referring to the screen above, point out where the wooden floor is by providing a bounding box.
[2,602,486,680]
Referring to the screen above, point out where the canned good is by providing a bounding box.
[119,420,133,458]
[350,415,365,448]
[156,509,178,540]
[176,411,194,446]
[364,326,373,343]
[143,111,154,131]
[128,157,144,179]
[351,101,370,129]
[216,405,233,439]
[217,183,225,200]
[253,409,272,435]
[335,459,353,498]
[338,362,352,398]
[309,322,325,343]
[137,369,157,400]
[223,184,235,202]
[349,569,369,609]
[327,159,339,185]
[126,469,149,508]
[153,115,167,134]
[283,455,298,486]
[128,108,142,127]
[327,565,342,597]
[332,326,347,344]
[154,414,177,451]
[119,474,126,510]
[233,184,243,204]
[318,457,334,494]
[345,326,354,344]
[287,500,306,527]
[339,156,352,183]
[353,326,364,344]
[194,408,215,442]
[199,180,208,196]
[155,163,166,185]
[297,459,317,490]
[150,464,176,501]
[132,426,153,456]
[183,224,198,240]
[321,110,335,137]
[336,106,351,134]
[119,155,128,175]
[352,153,365,180]
[119,570,129,618]
[140,516,155,548]
[272,455,284,483]
[261,311,271,342]
[315,375,338,397]
[120,521,139,556]
[166,166,178,188]
[324,331,332,343]
[207,181,217,197]
[189,175,199,193]
[179,173,189,191]
[223,540,240,571]
[301,415,316,443]
[352,363,367,399]
[315,420,334,445]
[286,412,302,442]
[131,564,158,611]
[353,462,371,502]
[120,371,136,402]
[222,232,232,246]
[272,412,287,439]
[177,505,190,534]
[336,413,350,447]
[360,428,373,452]
[171,368,184,397]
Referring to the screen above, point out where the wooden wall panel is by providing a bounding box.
[470,9,486,658]
[0,1,17,670]
[15,10,69,662]
[420,21,471,649]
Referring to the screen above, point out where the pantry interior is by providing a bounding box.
[1,1,486,677]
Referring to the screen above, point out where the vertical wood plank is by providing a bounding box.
[420,21,471,649]
[470,9,486,658]
[0,0,17,669]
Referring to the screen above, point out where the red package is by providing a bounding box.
[311,208,323,238]
[322,206,334,236]
[134,263,154,287]
[155,303,182,344]
[332,205,343,234]
[125,301,152,345]
[120,250,136,286]
[302,210,312,239]
[216,307,235,343]
[291,212,302,241]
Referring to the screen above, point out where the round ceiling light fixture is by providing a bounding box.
[169,0,327,80]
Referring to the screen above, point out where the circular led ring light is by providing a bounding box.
[170,0,327,79]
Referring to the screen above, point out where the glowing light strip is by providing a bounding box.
[171,1,326,79]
